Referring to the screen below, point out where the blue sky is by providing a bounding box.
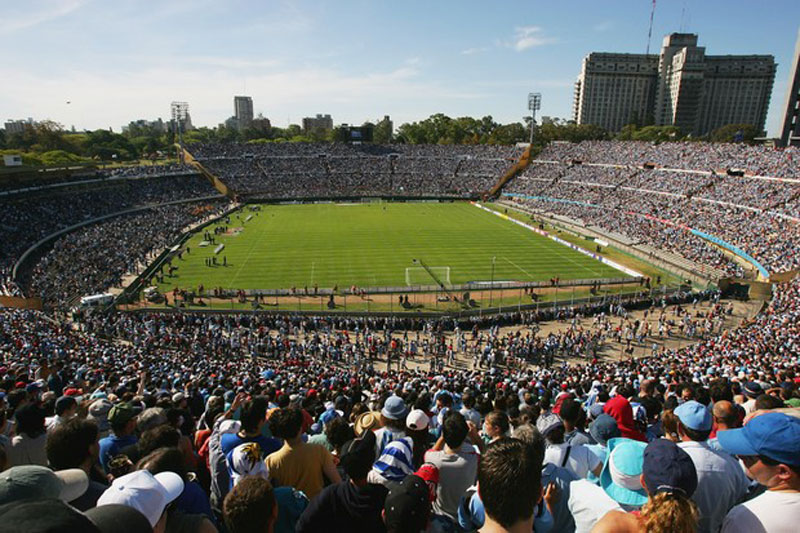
[2,0,798,135]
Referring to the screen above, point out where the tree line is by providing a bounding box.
[0,114,761,167]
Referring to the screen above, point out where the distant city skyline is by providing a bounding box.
[1,1,798,136]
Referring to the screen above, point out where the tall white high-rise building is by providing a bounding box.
[779,28,800,147]
[574,33,776,136]
[234,96,254,131]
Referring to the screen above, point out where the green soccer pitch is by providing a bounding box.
[154,202,629,291]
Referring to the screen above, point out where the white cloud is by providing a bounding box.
[592,20,614,32]
[510,26,555,51]
[462,47,490,56]
[0,0,88,34]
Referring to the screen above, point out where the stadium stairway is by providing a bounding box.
[485,144,534,198]
[182,147,235,199]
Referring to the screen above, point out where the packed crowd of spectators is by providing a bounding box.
[538,140,800,179]
[507,141,799,276]
[0,173,224,300]
[0,273,797,531]
[191,143,521,198]
[27,201,229,308]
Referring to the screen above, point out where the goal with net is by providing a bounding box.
[405,266,451,287]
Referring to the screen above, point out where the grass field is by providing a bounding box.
[154,202,629,292]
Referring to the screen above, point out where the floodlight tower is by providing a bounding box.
[528,93,541,145]
[171,101,189,160]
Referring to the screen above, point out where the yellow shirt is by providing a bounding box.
[265,441,332,499]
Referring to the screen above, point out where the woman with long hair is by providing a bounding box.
[591,438,699,533]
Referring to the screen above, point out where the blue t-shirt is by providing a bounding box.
[98,434,138,472]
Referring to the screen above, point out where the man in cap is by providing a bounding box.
[97,469,184,533]
[741,382,763,415]
[383,474,432,533]
[675,400,748,533]
[538,413,602,480]
[46,395,78,432]
[0,465,89,505]
[297,431,387,532]
[718,412,800,532]
[98,402,138,473]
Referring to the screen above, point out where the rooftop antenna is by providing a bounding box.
[679,2,688,32]
[646,0,657,55]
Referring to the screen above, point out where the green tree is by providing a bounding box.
[373,117,393,143]
[709,124,758,144]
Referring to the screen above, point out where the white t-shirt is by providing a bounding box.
[544,442,601,479]
[721,490,800,533]
[568,479,622,533]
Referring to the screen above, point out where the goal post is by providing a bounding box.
[405,266,451,287]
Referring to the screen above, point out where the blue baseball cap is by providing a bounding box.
[717,413,800,467]
[600,438,648,507]
[643,438,697,497]
[674,401,712,432]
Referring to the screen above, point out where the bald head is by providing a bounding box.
[713,400,738,429]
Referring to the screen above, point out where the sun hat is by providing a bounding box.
[642,439,697,497]
[230,442,269,487]
[589,414,621,446]
[599,438,648,507]
[383,474,432,533]
[674,400,712,432]
[382,396,408,421]
[717,412,800,467]
[406,409,430,431]
[97,470,184,528]
[0,466,89,505]
[354,411,382,436]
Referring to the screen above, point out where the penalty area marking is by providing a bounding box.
[502,256,534,279]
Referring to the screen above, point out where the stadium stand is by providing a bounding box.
[0,140,798,533]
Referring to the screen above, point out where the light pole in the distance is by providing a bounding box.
[528,93,541,145]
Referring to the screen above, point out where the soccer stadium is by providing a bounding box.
[1,3,799,532]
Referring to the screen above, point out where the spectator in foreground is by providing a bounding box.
[8,404,48,466]
[297,430,387,532]
[223,476,278,533]
[477,438,542,533]
[383,474,433,533]
[97,469,184,533]
[591,438,699,533]
[674,400,748,533]
[424,411,479,531]
[265,407,341,499]
[98,403,138,472]
[718,412,800,533]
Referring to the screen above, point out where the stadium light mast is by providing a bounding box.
[171,101,189,161]
[528,93,541,145]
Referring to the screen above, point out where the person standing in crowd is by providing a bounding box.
[538,413,602,480]
[477,438,543,533]
[98,403,138,473]
[592,438,699,533]
[265,407,341,499]
[297,430,387,532]
[674,400,748,533]
[374,395,409,457]
[424,411,479,531]
[223,476,278,533]
[46,418,108,511]
[8,404,48,466]
[718,412,800,533]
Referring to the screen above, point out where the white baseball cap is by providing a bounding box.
[97,470,184,527]
[406,409,430,431]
